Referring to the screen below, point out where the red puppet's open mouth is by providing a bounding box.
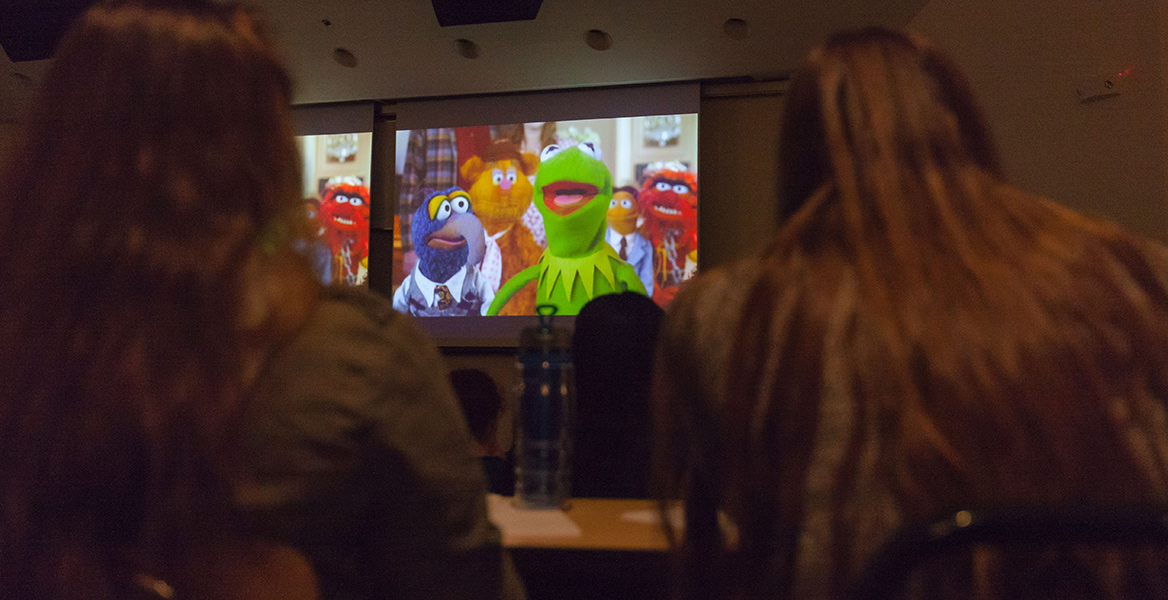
[332,214,363,229]
[542,181,599,216]
[651,202,684,217]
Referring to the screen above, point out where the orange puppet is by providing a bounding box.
[460,140,542,315]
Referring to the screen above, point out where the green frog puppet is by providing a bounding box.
[487,142,648,315]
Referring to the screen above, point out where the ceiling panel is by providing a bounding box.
[0,0,930,122]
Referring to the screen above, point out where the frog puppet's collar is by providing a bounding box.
[537,244,621,303]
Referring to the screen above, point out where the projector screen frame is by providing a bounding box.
[299,85,700,349]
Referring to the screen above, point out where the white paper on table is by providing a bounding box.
[621,505,684,530]
[487,494,582,537]
[621,506,739,546]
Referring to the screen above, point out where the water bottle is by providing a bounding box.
[513,305,574,509]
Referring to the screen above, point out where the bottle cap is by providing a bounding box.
[519,304,571,355]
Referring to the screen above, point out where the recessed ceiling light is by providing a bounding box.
[723,18,749,40]
[332,47,358,68]
[585,29,612,51]
[454,38,480,59]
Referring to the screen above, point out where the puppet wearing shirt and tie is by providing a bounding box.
[605,186,654,298]
[392,187,494,316]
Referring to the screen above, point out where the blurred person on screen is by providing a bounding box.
[654,27,1168,600]
[495,121,574,248]
[0,1,318,598]
[497,121,563,159]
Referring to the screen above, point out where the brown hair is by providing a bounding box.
[496,121,559,154]
[0,1,316,596]
[480,139,525,164]
[659,27,1168,599]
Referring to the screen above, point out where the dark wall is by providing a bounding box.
[696,82,785,271]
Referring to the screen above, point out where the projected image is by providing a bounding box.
[392,115,698,317]
[297,132,373,286]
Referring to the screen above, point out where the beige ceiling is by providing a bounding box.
[1,0,929,119]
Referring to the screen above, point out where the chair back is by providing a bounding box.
[850,506,1168,600]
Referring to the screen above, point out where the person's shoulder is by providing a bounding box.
[670,257,761,317]
[292,286,435,364]
[263,286,449,410]
[317,285,399,323]
[658,257,762,361]
[1030,190,1168,292]
[1102,226,1168,303]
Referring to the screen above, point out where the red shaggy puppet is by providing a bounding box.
[638,164,697,307]
[319,175,371,285]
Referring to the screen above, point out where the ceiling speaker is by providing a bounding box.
[430,0,542,27]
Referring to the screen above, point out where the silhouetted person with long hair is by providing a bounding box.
[0,1,318,598]
[573,292,664,498]
[654,27,1168,600]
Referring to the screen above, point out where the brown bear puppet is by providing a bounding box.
[460,140,542,315]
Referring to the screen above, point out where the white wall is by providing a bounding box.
[911,0,1168,242]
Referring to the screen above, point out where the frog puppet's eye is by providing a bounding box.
[540,144,563,162]
[577,142,601,160]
